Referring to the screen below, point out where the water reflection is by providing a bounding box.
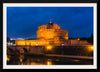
[19,55,24,62]
[7,55,93,65]
[17,55,48,65]
[7,56,10,61]
[47,59,52,65]
[73,59,80,62]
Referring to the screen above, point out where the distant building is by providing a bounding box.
[15,20,90,46]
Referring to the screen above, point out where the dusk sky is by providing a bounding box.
[7,7,93,40]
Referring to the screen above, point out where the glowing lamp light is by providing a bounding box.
[78,38,80,40]
[90,45,93,51]
[47,61,52,65]
[46,45,52,50]
[20,58,23,62]
[88,45,94,51]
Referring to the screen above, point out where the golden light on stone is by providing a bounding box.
[15,22,68,46]
[65,37,68,40]
[77,38,80,40]
[15,21,90,46]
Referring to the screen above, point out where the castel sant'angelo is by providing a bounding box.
[15,20,89,46]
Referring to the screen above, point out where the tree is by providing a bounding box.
[87,34,93,44]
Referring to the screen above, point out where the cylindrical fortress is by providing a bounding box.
[15,22,68,46]
[37,23,68,40]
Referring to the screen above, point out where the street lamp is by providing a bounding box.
[46,45,52,50]
[89,45,93,51]
[77,38,80,40]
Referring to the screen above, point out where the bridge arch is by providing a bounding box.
[7,48,14,55]
[20,47,28,54]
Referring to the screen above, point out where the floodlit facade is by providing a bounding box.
[15,21,90,46]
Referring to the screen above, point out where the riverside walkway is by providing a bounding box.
[46,54,93,60]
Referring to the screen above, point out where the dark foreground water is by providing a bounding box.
[7,55,93,65]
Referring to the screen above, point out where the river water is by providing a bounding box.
[7,55,93,65]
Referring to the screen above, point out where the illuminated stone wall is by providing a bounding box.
[15,39,50,46]
[15,23,69,46]
[37,24,68,40]
[37,28,55,39]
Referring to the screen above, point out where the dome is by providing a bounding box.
[47,23,60,29]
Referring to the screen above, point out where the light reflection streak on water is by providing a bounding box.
[7,56,10,61]
[47,61,52,65]
[73,59,80,62]
[47,59,52,65]
[7,55,93,65]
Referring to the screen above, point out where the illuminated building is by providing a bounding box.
[15,20,90,46]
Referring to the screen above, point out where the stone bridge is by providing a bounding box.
[7,45,93,56]
[7,45,45,54]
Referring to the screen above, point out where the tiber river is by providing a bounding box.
[7,55,93,65]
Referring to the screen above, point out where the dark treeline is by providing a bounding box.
[80,34,93,44]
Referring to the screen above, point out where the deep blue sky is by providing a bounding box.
[7,7,93,40]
